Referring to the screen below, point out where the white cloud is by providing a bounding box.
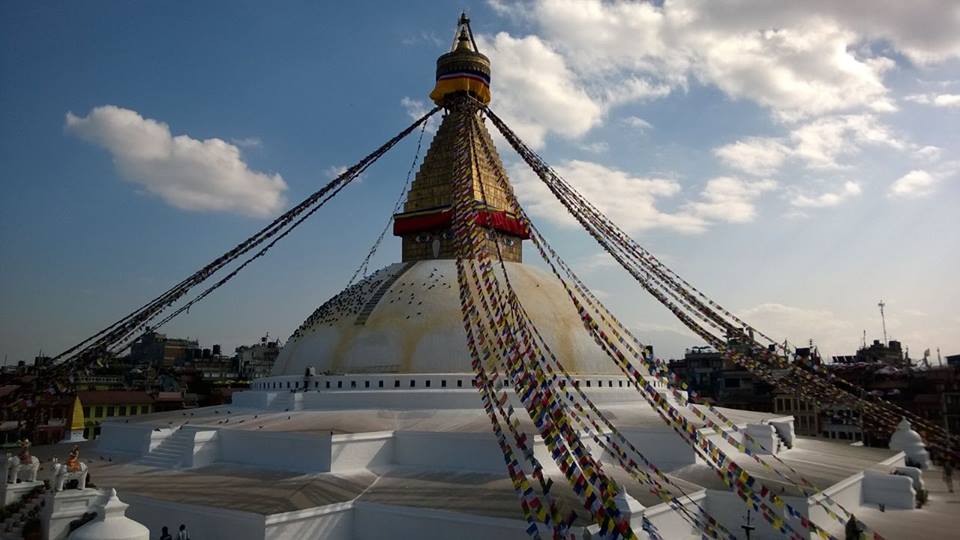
[478,1,960,151]
[790,181,862,208]
[510,159,708,234]
[400,97,438,133]
[324,164,364,184]
[888,169,940,198]
[478,33,604,149]
[577,141,609,154]
[789,114,904,169]
[737,302,859,358]
[913,145,942,162]
[511,160,777,234]
[714,114,906,175]
[935,94,960,107]
[230,136,262,148]
[576,252,618,272]
[739,301,960,360]
[714,137,791,176]
[684,177,778,223]
[65,106,286,217]
[905,93,960,107]
[491,0,960,123]
[401,31,444,47]
[622,116,653,131]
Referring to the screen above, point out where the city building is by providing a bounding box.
[832,339,905,366]
[128,330,200,368]
[235,335,281,380]
[667,346,776,412]
[78,391,155,439]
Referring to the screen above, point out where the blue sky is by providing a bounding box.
[2,1,958,364]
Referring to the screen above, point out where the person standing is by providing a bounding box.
[177,524,190,540]
[844,514,863,540]
[944,460,954,494]
[159,526,172,540]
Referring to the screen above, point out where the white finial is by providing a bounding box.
[889,418,931,470]
[68,488,149,540]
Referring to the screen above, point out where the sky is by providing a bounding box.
[1,1,958,365]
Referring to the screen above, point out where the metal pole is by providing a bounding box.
[741,509,755,540]
[878,300,888,345]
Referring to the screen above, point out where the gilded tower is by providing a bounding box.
[392,14,527,262]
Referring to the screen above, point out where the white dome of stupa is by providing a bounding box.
[272,260,623,376]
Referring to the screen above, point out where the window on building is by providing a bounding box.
[364,381,370,388]
[378,381,384,388]
[106,406,115,417]
[586,380,591,387]
[441,380,447,388]
[118,406,126,416]
[618,381,623,388]
[130,407,138,416]
[608,381,613,388]
[394,380,400,388]
[83,407,91,418]
[326,381,331,389]
[337,381,343,389]
[350,381,357,388]
[94,406,103,417]
[410,380,416,387]
[457,380,463,388]
[141,405,149,414]
[425,380,431,388]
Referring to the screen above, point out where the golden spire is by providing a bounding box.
[430,13,491,106]
[69,395,85,431]
[393,15,526,263]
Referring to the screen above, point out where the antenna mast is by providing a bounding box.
[877,300,888,345]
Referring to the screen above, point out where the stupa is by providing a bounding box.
[74,14,946,540]
[272,14,616,379]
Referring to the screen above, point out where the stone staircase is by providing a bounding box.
[0,485,46,540]
[268,391,303,412]
[137,428,196,468]
[771,422,794,450]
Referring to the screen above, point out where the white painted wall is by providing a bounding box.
[807,472,862,534]
[862,470,915,509]
[217,430,333,473]
[188,429,220,468]
[612,428,699,471]
[704,489,805,540]
[329,432,394,472]
[42,488,105,540]
[97,424,166,456]
[122,493,265,540]
[643,492,705,540]
[745,424,778,455]
[352,502,532,540]
[264,503,352,540]
[394,431,504,473]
